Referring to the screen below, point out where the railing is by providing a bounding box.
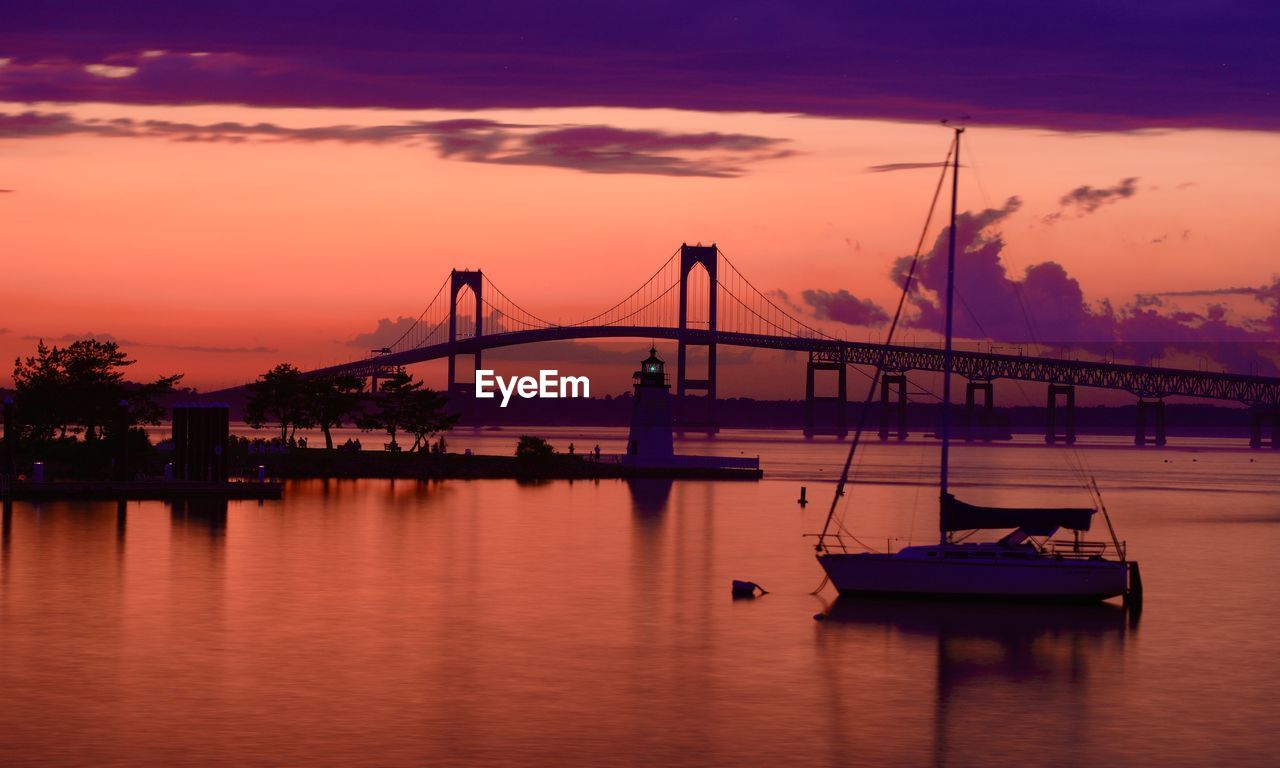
[1044,537,1127,561]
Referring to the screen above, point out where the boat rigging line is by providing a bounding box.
[813,131,958,559]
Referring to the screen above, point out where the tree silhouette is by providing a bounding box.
[307,373,367,449]
[358,369,456,451]
[245,363,314,442]
[12,338,181,442]
[515,435,554,460]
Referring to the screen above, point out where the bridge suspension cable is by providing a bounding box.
[480,295,549,333]
[481,273,557,332]
[715,248,832,340]
[568,248,682,328]
[378,274,452,356]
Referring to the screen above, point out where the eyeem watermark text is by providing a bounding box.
[474,370,590,407]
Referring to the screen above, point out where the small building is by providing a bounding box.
[626,348,675,465]
[622,348,760,476]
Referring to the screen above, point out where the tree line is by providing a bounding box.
[244,363,456,451]
[4,339,456,456]
[9,339,180,444]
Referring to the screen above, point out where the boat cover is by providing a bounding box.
[941,493,1094,534]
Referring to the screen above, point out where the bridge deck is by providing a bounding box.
[308,326,1280,407]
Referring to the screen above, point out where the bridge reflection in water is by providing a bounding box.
[302,244,1280,445]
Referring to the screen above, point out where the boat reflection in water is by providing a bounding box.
[816,598,1135,766]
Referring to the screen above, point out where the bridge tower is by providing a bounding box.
[676,243,718,433]
[804,352,848,438]
[1249,408,1280,449]
[1134,398,1167,446]
[964,380,995,442]
[1045,383,1076,444]
[878,373,909,441]
[448,269,483,397]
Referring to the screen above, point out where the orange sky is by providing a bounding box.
[2,101,1278,397]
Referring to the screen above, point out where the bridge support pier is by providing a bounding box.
[369,365,394,394]
[1249,410,1280,449]
[804,354,847,438]
[1135,399,1167,447]
[1045,384,1076,444]
[878,373,908,441]
[676,244,718,434]
[964,380,995,442]
[448,269,484,398]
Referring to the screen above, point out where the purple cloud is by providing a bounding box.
[889,198,1280,372]
[1,3,1276,131]
[0,111,789,177]
[1042,177,1139,224]
[865,162,954,173]
[20,331,275,354]
[1057,177,1139,214]
[802,289,889,326]
[347,317,419,349]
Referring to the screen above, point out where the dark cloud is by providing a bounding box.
[1145,286,1262,298]
[157,342,277,354]
[0,189,13,193]
[802,289,889,326]
[888,197,1280,372]
[0,111,126,138]
[766,289,808,317]
[22,331,126,344]
[892,196,1106,342]
[1042,177,1139,224]
[1058,177,1139,214]
[18,331,274,354]
[865,162,953,173]
[486,125,792,178]
[0,111,788,177]
[1,3,1275,131]
[347,317,419,349]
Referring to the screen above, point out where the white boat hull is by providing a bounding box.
[818,546,1129,601]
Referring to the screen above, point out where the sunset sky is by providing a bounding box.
[3,2,1278,398]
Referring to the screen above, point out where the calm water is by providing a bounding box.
[3,432,1278,767]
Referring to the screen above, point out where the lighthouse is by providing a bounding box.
[626,348,675,464]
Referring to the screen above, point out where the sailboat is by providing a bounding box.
[814,127,1140,602]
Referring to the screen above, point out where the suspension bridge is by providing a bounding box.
[307,244,1280,447]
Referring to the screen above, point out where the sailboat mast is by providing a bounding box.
[939,126,963,542]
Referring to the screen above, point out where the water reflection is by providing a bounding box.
[818,598,1133,766]
[2,497,11,542]
[1,452,1276,766]
[169,498,229,538]
[2,497,11,579]
[626,478,673,519]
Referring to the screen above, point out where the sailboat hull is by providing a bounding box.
[818,547,1129,601]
